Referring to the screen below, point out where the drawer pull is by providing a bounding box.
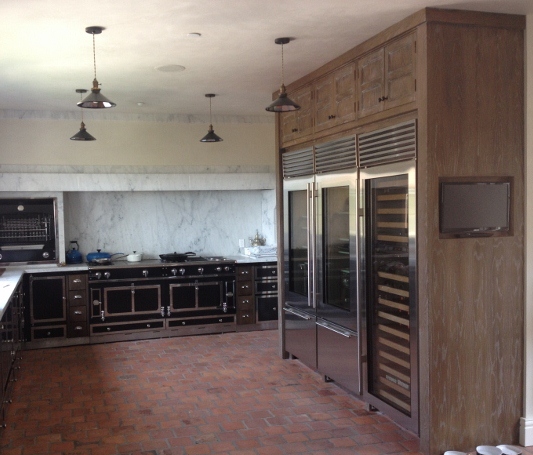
[74,310,83,315]
[75,326,83,331]
[73,294,83,299]
[73,279,82,283]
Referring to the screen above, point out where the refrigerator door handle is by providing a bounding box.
[316,320,354,338]
[307,181,317,309]
[283,306,312,320]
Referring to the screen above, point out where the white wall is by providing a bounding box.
[0,114,274,167]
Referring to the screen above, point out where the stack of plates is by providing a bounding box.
[444,445,522,455]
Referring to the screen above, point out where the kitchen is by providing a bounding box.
[1,1,533,455]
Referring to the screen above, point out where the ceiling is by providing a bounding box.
[1,0,531,120]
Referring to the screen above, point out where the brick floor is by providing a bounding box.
[1,330,423,455]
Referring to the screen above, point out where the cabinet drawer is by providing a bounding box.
[255,265,277,279]
[236,266,253,281]
[237,310,254,325]
[67,322,88,338]
[237,295,253,310]
[68,274,87,290]
[68,290,87,305]
[69,305,87,321]
[32,325,66,340]
[255,281,278,294]
[236,281,253,295]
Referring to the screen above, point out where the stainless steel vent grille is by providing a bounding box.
[282,147,314,178]
[315,136,356,173]
[358,119,417,167]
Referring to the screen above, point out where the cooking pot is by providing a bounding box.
[159,251,196,262]
[127,251,143,262]
[66,241,83,264]
[86,250,124,263]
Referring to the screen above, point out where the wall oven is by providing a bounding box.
[0,198,58,264]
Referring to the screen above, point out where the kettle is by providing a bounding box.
[66,241,83,264]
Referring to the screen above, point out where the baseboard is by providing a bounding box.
[520,417,533,447]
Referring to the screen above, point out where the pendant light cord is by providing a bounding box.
[281,43,285,85]
[92,32,98,83]
[209,96,213,125]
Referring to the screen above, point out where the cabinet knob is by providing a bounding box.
[292,128,298,133]
[378,96,389,102]
[328,114,336,120]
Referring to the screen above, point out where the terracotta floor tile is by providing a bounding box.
[0,330,425,455]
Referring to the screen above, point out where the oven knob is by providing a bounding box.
[95,272,101,280]
[198,267,204,274]
[215,266,222,272]
[224,266,230,272]
[104,272,111,279]
[142,270,149,277]
[179,268,185,275]
[42,251,50,259]
[171,268,178,276]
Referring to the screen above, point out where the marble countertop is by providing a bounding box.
[0,268,24,320]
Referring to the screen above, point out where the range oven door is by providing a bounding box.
[90,281,163,322]
[168,277,235,316]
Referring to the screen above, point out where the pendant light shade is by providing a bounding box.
[266,37,300,112]
[200,94,223,142]
[71,89,96,141]
[77,26,116,109]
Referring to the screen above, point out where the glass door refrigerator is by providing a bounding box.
[283,137,360,394]
[359,159,418,434]
[283,168,317,370]
[315,170,360,394]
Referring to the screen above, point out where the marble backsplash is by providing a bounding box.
[0,165,277,263]
[64,190,276,259]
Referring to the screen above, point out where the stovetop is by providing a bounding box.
[87,257,235,269]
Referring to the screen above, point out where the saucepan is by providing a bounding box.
[127,251,143,262]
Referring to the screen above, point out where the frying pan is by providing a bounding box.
[159,251,196,262]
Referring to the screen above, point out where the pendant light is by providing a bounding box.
[265,37,300,112]
[70,89,96,141]
[200,94,223,142]
[77,26,116,109]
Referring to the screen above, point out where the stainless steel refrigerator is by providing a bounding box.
[282,137,360,394]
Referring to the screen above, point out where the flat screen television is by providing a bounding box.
[439,178,511,238]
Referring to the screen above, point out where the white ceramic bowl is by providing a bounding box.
[496,445,522,455]
[444,451,467,455]
[476,446,502,455]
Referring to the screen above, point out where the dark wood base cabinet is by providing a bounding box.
[236,262,278,331]
[0,280,23,428]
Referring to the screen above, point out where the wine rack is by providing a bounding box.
[366,174,412,415]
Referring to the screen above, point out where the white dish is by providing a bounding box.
[444,451,467,455]
[496,445,522,455]
[476,446,502,455]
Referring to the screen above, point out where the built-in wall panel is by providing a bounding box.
[420,18,524,454]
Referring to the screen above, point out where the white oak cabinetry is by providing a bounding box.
[276,8,525,455]
[314,62,356,132]
[280,85,314,145]
[357,31,416,119]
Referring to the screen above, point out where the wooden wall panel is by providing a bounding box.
[424,21,524,454]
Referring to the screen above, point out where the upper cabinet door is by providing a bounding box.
[280,84,314,146]
[315,63,356,133]
[357,31,417,119]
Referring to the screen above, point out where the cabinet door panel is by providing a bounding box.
[315,75,335,131]
[385,32,416,109]
[358,49,385,118]
[335,63,356,124]
[30,276,66,323]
